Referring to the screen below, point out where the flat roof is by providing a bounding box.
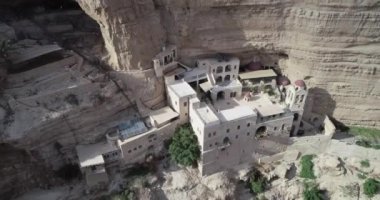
[198,56,239,66]
[163,63,187,76]
[252,97,284,117]
[195,104,220,125]
[76,142,118,168]
[118,119,148,140]
[200,81,213,92]
[168,81,196,97]
[218,106,256,122]
[9,44,63,64]
[150,106,179,125]
[153,45,176,59]
[239,69,277,80]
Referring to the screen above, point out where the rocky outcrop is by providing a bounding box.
[77,0,380,127]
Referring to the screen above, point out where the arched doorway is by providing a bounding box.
[225,65,231,72]
[256,126,267,138]
[290,125,295,137]
[217,91,225,100]
[223,137,230,145]
[216,76,223,83]
[293,113,299,121]
[225,75,231,81]
[216,66,223,73]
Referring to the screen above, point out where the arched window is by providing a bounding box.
[216,76,223,83]
[216,66,223,73]
[256,126,267,138]
[225,65,231,72]
[225,75,231,81]
[294,113,299,121]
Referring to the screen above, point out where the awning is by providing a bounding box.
[239,69,277,80]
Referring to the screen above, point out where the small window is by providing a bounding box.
[215,142,219,145]
[128,150,131,153]
[213,132,216,136]
[185,113,188,116]
[139,145,142,149]
[247,123,251,127]
[209,144,212,147]
[274,127,277,131]
[184,102,187,107]
[234,66,237,69]
[208,133,211,137]
[237,125,240,130]
[133,147,137,151]
[91,166,96,171]
[226,129,230,133]
[153,137,157,141]
[247,132,250,136]
[149,139,152,143]
[235,135,239,139]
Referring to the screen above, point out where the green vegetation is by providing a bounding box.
[169,123,200,166]
[350,126,380,141]
[355,139,380,150]
[248,168,267,194]
[300,155,316,179]
[303,182,324,200]
[363,178,379,198]
[264,86,275,96]
[360,159,370,168]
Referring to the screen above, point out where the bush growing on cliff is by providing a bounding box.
[300,155,316,179]
[363,178,379,198]
[303,182,324,200]
[248,168,268,194]
[169,123,200,166]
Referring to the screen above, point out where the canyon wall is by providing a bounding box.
[77,0,380,127]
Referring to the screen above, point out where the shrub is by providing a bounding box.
[300,155,316,179]
[363,178,379,198]
[248,168,267,194]
[303,182,324,200]
[169,123,200,166]
[360,159,370,168]
[251,178,265,194]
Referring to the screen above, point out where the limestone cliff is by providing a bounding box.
[77,0,380,127]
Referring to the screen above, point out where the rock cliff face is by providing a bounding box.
[77,0,380,127]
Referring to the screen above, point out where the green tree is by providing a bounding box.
[251,178,265,194]
[300,155,316,179]
[169,123,200,166]
[363,178,379,198]
[248,168,267,194]
[303,182,324,200]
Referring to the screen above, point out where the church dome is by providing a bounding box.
[246,61,262,71]
[294,80,306,88]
